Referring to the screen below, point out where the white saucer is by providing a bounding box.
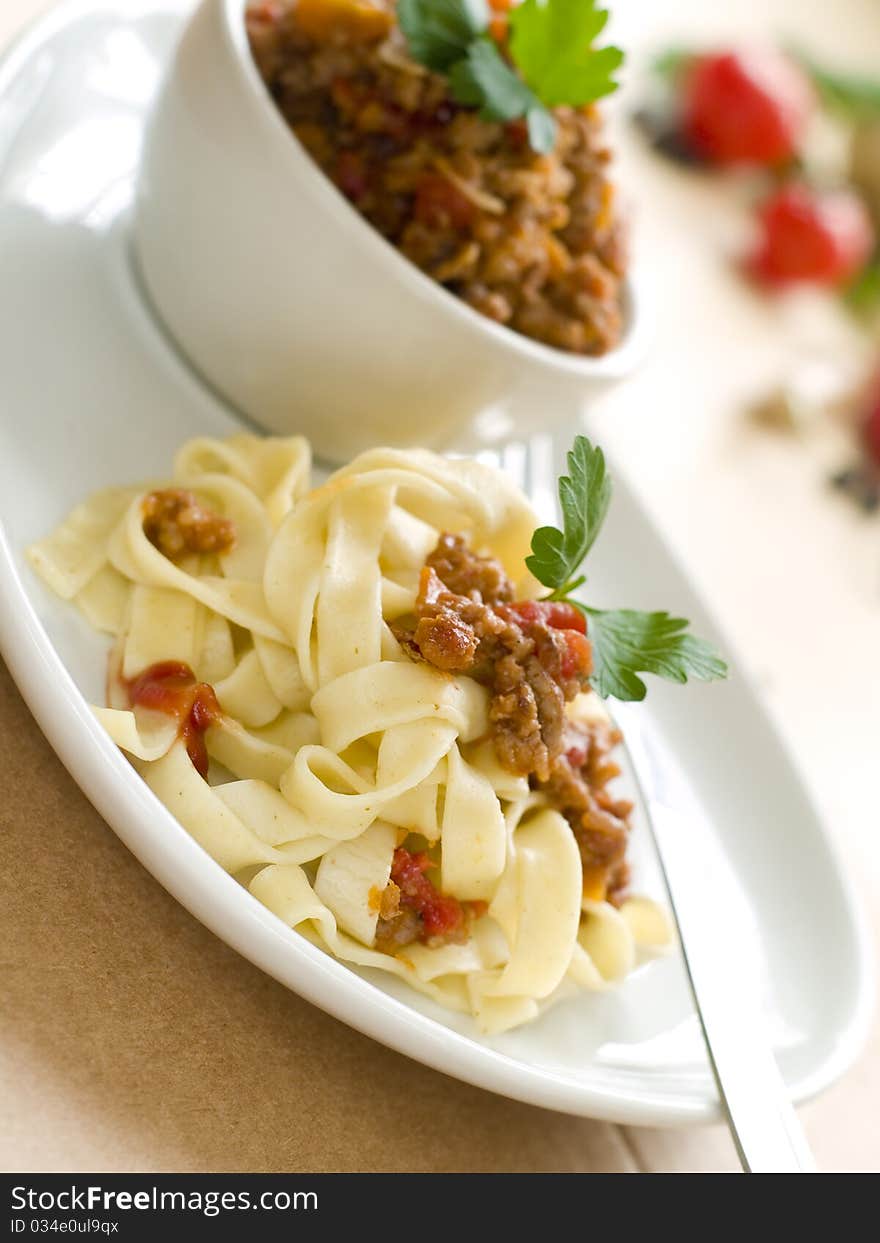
[0,0,872,1126]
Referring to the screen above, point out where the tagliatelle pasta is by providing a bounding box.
[28,433,672,1034]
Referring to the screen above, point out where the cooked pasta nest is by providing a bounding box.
[28,435,671,1033]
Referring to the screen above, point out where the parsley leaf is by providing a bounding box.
[398,0,490,74]
[525,435,611,594]
[523,434,727,702]
[509,0,624,107]
[449,38,538,118]
[399,0,624,152]
[526,102,558,152]
[583,607,729,702]
[448,40,557,152]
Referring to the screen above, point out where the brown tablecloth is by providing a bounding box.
[0,659,659,1172]
[4,656,878,1174]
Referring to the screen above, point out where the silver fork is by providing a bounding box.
[494,432,816,1174]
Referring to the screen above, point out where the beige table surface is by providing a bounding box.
[2,0,878,1173]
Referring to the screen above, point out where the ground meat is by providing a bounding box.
[540,718,633,904]
[490,638,570,779]
[413,596,479,671]
[408,560,514,670]
[402,539,592,781]
[374,905,423,952]
[245,0,626,355]
[425,532,513,603]
[399,533,634,904]
[142,489,236,561]
[373,847,473,951]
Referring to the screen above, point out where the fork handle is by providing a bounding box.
[649,801,817,1173]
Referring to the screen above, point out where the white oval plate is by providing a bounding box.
[0,0,872,1126]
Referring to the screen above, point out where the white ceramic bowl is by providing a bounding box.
[133,0,648,461]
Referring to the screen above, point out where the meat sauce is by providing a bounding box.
[403,537,593,781]
[374,847,486,952]
[125,661,222,779]
[245,0,627,356]
[142,489,236,562]
[395,532,633,920]
[120,528,631,954]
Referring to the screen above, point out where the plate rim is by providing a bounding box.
[0,0,874,1128]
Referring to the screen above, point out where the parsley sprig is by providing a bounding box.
[584,608,727,701]
[398,0,623,154]
[528,436,728,702]
[526,435,610,599]
[398,0,487,71]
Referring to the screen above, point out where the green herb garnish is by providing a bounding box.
[509,0,624,108]
[398,0,489,72]
[399,0,623,154]
[449,39,554,153]
[527,436,728,702]
[526,434,611,599]
[582,607,728,701]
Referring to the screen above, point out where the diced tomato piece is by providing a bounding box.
[391,847,431,885]
[560,629,593,681]
[420,892,465,937]
[681,49,814,167]
[127,661,195,716]
[749,183,874,288]
[126,661,221,780]
[390,847,465,940]
[414,172,476,231]
[504,600,587,634]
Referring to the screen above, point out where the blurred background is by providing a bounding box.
[1,0,878,1172]
[595,1,880,958]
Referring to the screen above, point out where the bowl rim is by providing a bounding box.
[221,0,649,382]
